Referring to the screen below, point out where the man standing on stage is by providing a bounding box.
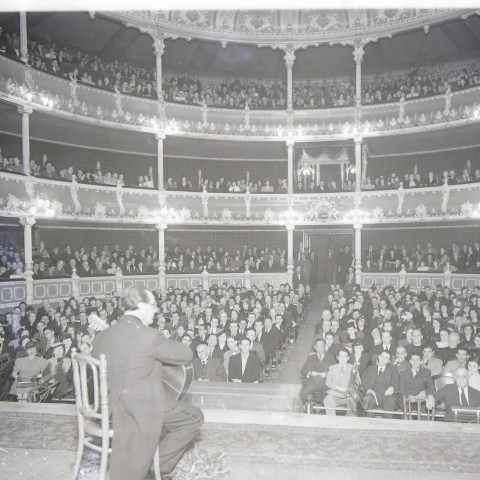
[92,286,203,480]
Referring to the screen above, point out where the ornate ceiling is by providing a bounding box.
[107,9,475,45]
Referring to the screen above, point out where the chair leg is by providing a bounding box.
[73,418,85,479]
[153,446,161,480]
[99,438,109,480]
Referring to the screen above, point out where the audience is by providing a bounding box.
[302,281,480,419]
[362,240,480,273]
[0,281,310,400]
[0,27,478,110]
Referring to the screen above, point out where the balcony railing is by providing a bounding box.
[1,171,480,226]
[0,270,289,307]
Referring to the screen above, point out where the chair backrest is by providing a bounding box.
[435,375,455,391]
[0,359,15,394]
[0,352,11,364]
[71,349,108,426]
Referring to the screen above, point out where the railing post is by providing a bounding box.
[202,267,209,290]
[286,224,295,286]
[115,268,123,295]
[287,139,294,195]
[72,271,79,299]
[354,136,362,193]
[444,263,452,288]
[18,105,32,176]
[399,264,407,287]
[19,216,35,303]
[244,266,251,289]
[353,223,363,284]
[156,223,167,293]
[156,133,165,190]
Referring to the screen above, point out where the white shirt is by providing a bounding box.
[241,354,249,375]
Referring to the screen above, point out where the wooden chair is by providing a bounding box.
[403,397,434,422]
[0,359,14,398]
[452,406,480,423]
[71,349,161,480]
[432,375,455,420]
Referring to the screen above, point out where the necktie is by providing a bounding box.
[424,361,429,366]
[413,369,418,377]
[378,368,383,376]
[461,388,468,406]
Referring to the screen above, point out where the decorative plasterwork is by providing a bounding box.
[104,9,470,46]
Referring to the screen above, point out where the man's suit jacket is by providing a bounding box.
[192,356,227,382]
[325,363,354,392]
[92,315,194,480]
[251,341,266,365]
[399,367,435,397]
[422,357,443,377]
[292,272,306,290]
[434,384,480,421]
[348,352,370,377]
[301,352,335,378]
[370,343,396,359]
[228,352,262,383]
[362,364,399,403]
[261,326,281,358]
[391,358,410,375]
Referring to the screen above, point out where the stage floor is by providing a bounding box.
[1,403,480,480]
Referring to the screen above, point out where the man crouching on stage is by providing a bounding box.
[92,286,203,480]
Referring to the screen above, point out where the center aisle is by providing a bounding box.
[273,284,328,384]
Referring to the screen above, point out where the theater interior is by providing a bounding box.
[0,6,480,480]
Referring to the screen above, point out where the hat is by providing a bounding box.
[346,320,356,330]
[353,339,364,347]
[61,333,72,341]
[51,342,65,350]
[25,341,37,350]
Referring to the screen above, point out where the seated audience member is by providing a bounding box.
[9,341,48,398]
[300,338,335,403]
[323,348,356,416]
[443,346,468,375]
[426,367,480,421]
[399,352,435,408]
[43,342,73,397]
[349,339,369,377]
[421,345,443,379]
[245,329,266,366]
[467,357,480,392]
[391,346,410,374]
[192,343,227,382]
[361,351,399,418]
[228,338,262,383]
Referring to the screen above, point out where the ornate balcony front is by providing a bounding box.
[1,172,480,226]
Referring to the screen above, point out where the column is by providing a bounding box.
[353,43,364,106]
[286,224,295,286]
[153,35,165,100]
[353,223,362,285]
[316,164,320,187]
[286,139,294,195]
[156,133,165,189]
[19,12,28,64]
[20,217,35,303]
[354,136,362,192]
[284,46,295,110]
[156,223,167,292]
[340,163,345,188]
[18,106,32,176]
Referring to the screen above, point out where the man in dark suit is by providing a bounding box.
[426,367,480,421]
[192,343,227,381]
[300,338,336,403]
[399,352,435,410]
[92,286,203,480]
[260,317,281,362]
[292,266,306,291]
[369,331,396,361]
[228,338,262,383]
[361,350,399,418]
[326,247,336,285]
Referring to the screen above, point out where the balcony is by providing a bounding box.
[1,171,480,226]
[1,55,480,141]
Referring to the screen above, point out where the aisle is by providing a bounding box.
[273,285,328,384]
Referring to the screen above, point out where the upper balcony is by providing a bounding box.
[1,55,480,141]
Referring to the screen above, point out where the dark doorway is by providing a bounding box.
[309,231,353,285]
